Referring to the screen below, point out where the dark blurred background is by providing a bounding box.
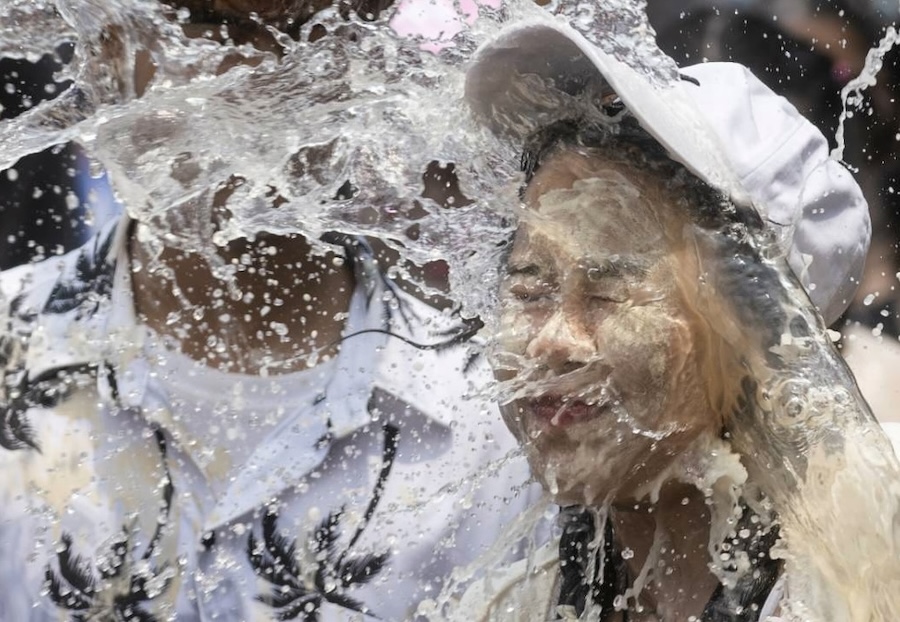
[0,42,119,271]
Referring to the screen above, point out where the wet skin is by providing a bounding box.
[132,1,463,373]
[495,149,723,506]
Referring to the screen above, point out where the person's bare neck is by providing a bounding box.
[610,483,720,621]
[129,226,354,375]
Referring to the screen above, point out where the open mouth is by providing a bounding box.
[526,396,602,428]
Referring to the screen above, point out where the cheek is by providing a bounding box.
[599,306,674,373]
[494,301,547,355]
[600,307,705,425]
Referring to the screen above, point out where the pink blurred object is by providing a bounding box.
[390,0,502,52]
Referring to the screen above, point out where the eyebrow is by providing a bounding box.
[582,256,650,277]
[506,263,542,277]
[507,255,650,279]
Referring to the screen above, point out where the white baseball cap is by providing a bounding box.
[463,16,871,325]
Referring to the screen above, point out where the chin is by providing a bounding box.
[523,436,633,507]
[502,397,701,505]
[525,429,692,507]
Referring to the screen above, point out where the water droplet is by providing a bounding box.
[65,191,80,210]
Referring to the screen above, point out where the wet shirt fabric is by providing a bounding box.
[451,542,783,621]
[0,218,535,621]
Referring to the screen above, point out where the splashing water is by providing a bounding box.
[833,24,900,163]
[0,0,685,316]
[3,0,900,620]
[1,1,495,310]
[0,0,75,62]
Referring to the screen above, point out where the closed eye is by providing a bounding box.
[588,291,629,304]
[506,264,557,303]
[581,257,646,304]
[508,282,554,302]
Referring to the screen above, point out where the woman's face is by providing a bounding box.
[494,149,720,505]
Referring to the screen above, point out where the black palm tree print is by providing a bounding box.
[45,227,115,317]
[0,350,38,450]
[45,429,174,621]
[249,424,399,620]
[1,295,96,452]
[0,304,37,451]
[0,361,98,452]
[1,226,116,452]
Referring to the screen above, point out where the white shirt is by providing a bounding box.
[0,218,538,621]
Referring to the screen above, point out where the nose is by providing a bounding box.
[525,308,596,373]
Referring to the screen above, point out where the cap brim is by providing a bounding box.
[464,17,747,203]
